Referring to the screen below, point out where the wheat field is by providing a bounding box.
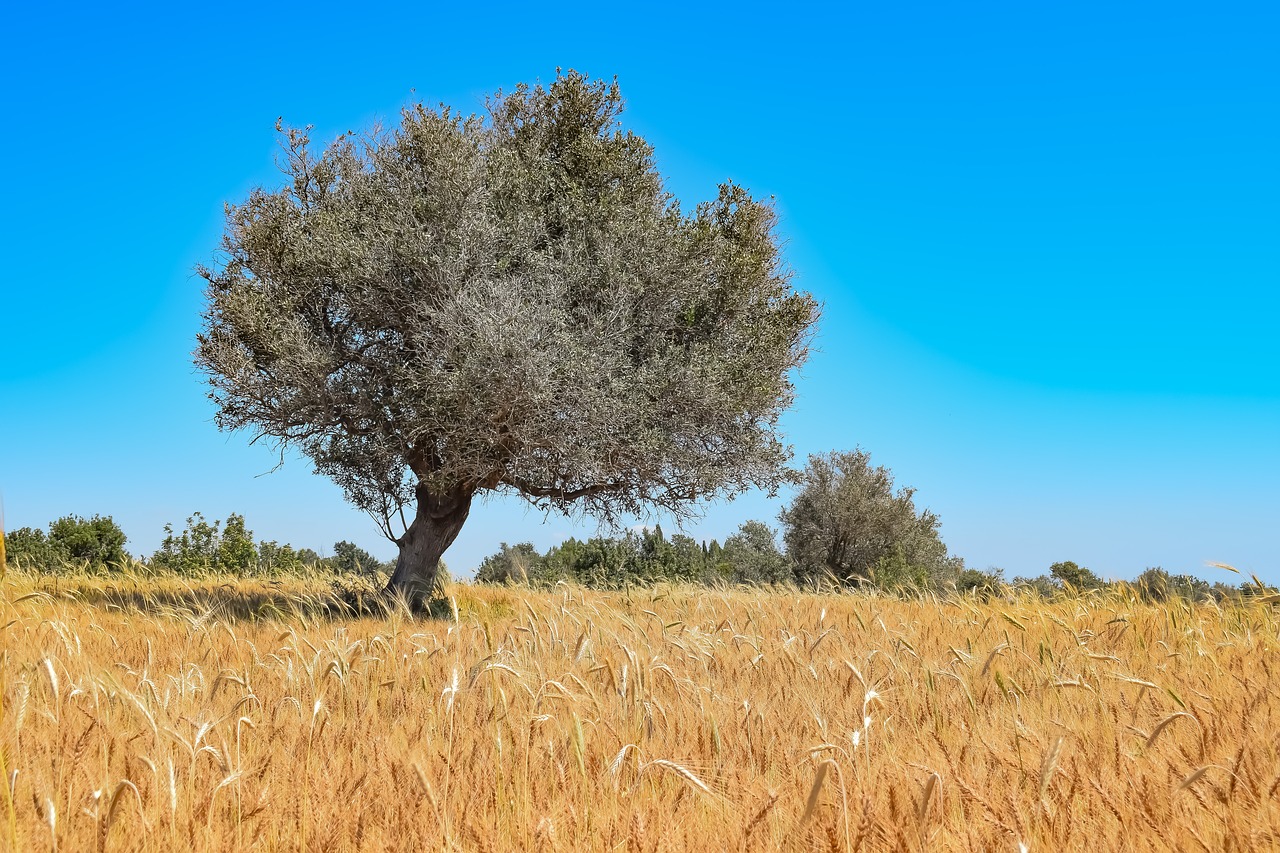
[0,571,1277,852]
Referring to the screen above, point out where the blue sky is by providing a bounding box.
[2,1,1276,584]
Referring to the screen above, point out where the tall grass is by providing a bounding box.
[1,513,17,852]
[0,567,1277,850]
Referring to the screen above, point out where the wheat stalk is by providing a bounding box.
[638,759,715,799]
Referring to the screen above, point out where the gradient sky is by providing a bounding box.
[2,1,1276,584]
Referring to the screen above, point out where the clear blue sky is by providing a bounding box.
[2,1,1276,584]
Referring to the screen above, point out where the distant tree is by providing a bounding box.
[150,512,336,575]
[152,512,259,574]
[1049,560,1104,592]
[1209,581,1241,602]
[475,542,542,585]
[780,450,959,589]
[667,534,708,583]
[540,538,586,585]
[573,537,637,588]
[721,521,790,584]
[331,540,386,575]
[196,71,818,605]
[257,540,306,574]
[1237,579,1278,598]
[1170,573,1211,601]
[153,513,222,573]
[48,515,129,570]
[1135,567,1172,601]
[3,516,129,573]
[1012,574,1058,598]
[1136,568,1216,603]
[957,567,1004,599]
[633,526,689,584]
[3,527,62,571]
[216,514,257,572]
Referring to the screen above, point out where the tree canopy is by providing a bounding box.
[780,449,960,589]
[1049,560,1104,591]
[3,515,129,572]
[197,71,818,600]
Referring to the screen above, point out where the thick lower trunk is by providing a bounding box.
[385,485,473,607]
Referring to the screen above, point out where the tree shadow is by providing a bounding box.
[11,575,454,624]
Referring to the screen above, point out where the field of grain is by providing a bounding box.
[1,571,1277,851]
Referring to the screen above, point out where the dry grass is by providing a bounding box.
[1,570,1277,851]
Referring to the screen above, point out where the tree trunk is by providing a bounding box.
[385,484,473,608]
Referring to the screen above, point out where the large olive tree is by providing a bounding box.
[197,72,818,603]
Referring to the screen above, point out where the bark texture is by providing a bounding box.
[386,485,473,606]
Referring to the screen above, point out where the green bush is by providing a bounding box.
[151,512,223,573]
[1049,560,1104,592]
[3,515,129,572]
[330,540,390,575]
[720,521,791,585]
[475,542,541,584]
[150,512,337,576]
[4,527,63,571]
[957,567,1004,599]
[475,524,796,590]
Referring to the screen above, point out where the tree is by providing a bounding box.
[4,527,61,571]
[475,542,541,584]
[4,516,129,573]
[667,534,707,584]
[1049,560,1103,592]
[48,515,129,569]
[721,520,790,584]
[539,537,586,586]
[330,540,387,575]
[1134,566,1172,601]
[257,540,306,574]
[1134,567,1210,602]
[196,71,818,604]
[780,450,958,589]
[957,567,1004,599]
[1013,574,1059,598]
[152,512,223,573]
[216,514,257,572]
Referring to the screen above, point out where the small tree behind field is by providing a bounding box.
[1135,566,1214,602]
[721,520,790,585]
[48,515,129,568]
[3,515,129,572]
[957,567,1004,598]
[3,527,62,571]
[257,540,308,573]
[780,450,960,589]
[150,512,358,576]
[1049,560,1104,592]
[216,514,257,572]
[330,540,390,575]
[152,513,229,573]
[475,542,541,584]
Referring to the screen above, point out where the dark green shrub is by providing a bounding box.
[4,527,63,571]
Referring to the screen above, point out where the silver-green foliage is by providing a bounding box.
[720,520,791,585]
[781,450,960,589]
[196,71,818,589]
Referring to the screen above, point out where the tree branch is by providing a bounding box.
[497,474,621,502]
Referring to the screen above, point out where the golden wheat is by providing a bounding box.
[0,569,1277,851]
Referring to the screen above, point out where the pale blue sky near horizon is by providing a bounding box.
[1,1,1276,584]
